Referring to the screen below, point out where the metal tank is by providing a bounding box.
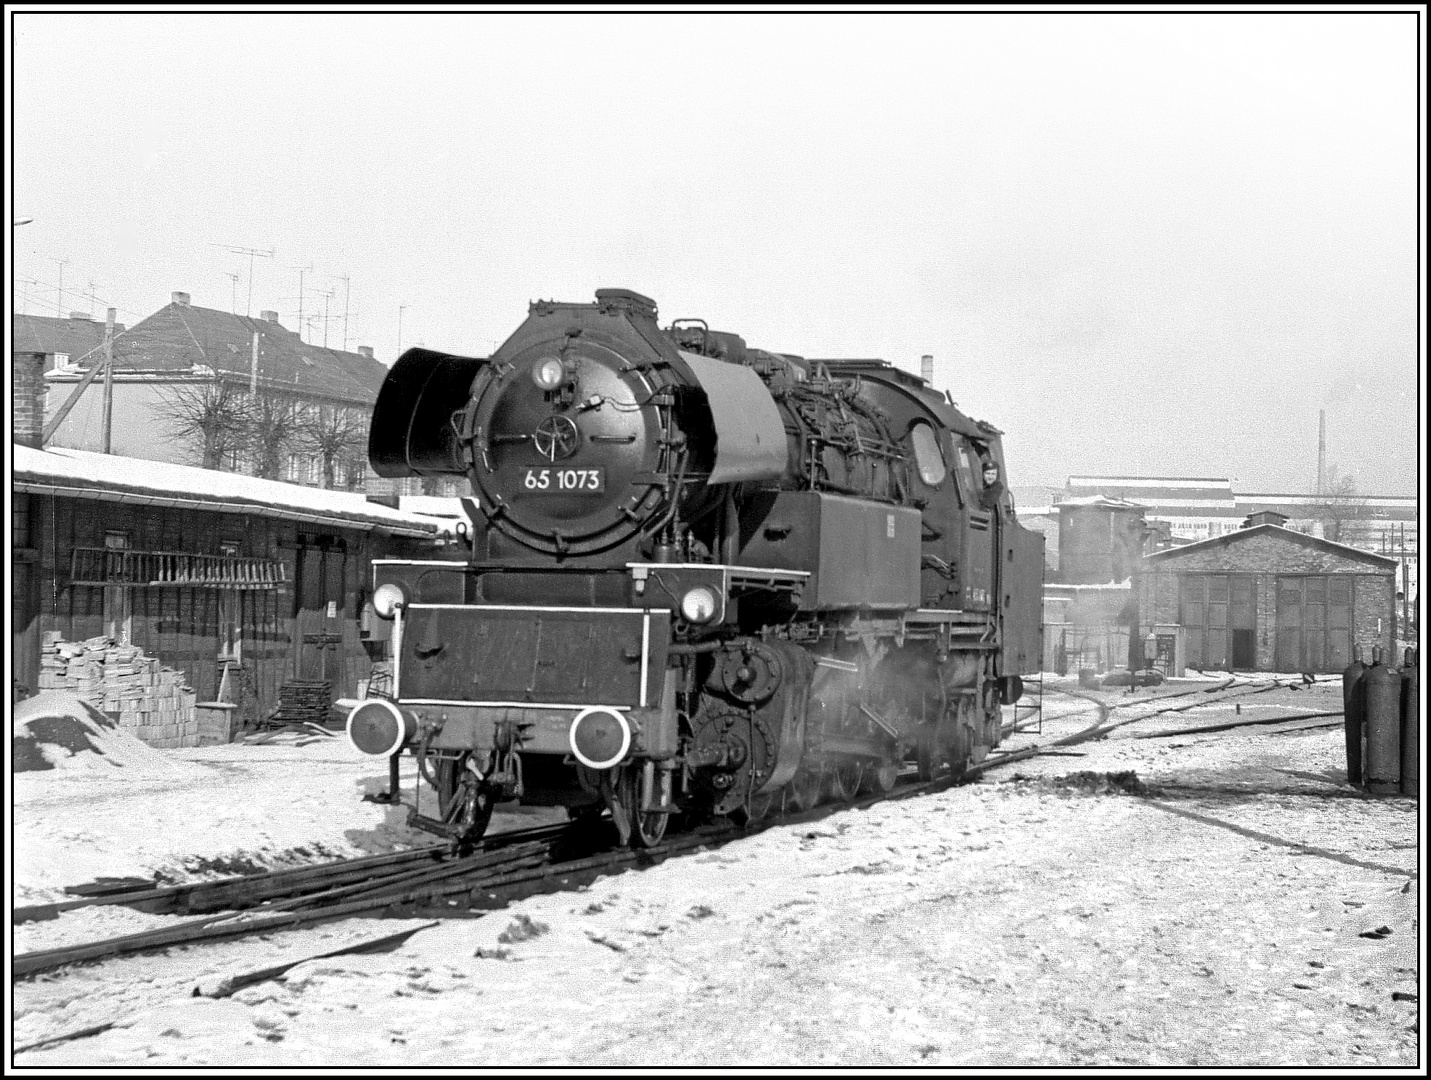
[1363,646,1402,796]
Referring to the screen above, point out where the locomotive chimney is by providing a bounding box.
[920,354,934,385]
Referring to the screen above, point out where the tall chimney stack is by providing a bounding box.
[920,354,934,385]
[1316,409,1326,496]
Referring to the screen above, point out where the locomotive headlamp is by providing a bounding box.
[372,582,408,619]
[532,357,566,391]
[680,586,718,624]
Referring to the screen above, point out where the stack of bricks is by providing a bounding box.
[37,633,199,748]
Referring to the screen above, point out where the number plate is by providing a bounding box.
[521,467,605,494]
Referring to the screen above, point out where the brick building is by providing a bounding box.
[1138,515,1398,675]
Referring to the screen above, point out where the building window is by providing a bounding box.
[286,453,302,482]
[307,456,321,484]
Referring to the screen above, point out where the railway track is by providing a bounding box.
[13,676,1312,981]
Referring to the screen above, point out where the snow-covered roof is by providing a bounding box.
[1056,495,1147,510]
[397,495,468,518]
[13,445,454,538]
[1143,523,1397,568]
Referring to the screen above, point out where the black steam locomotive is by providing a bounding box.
[347,289,1044,846]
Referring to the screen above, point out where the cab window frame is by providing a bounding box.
[908,420,949,490]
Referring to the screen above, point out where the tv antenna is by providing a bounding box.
[223,270,241,314]
[334,273,352,352]
[287,263,314,340]
[53,258,69,317]
[210,243,275,316]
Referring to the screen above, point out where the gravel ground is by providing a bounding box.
[10,677,1422,1067]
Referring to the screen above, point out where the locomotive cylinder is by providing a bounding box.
[1362,647,1402,796]
[1401,648,1419,798]
[1341,643,1367,786]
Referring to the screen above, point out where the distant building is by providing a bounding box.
[20,295,466,497]
[1063,475,1416,560]
[1064,476,1242,541]
[12,312,127,370]
[1138,518,1398,675]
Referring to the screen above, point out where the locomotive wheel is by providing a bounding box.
[622,764,670,849]
[785,768,822,813]
[859,761,899,795]
[732,790,778,828]
[826,760,863,802]
[435,755,495,843]
[916,738,940,782]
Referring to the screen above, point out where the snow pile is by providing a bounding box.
[13,692,196,776]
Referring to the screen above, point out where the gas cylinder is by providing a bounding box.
[1342,643,1367,786]
[1363,646,1402,796]
[1400,648,1419,798]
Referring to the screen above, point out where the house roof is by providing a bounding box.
[12,444,454,539]
[1143,523,1398,568]
[56,301,389,406]
[13,314,126,364]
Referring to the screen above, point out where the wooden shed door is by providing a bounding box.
[293,537,347,690]
[1182,573,1230,670]
[1205,574,1229,669]
[1327,578,1352,669]
[1276,575,1350,673]
[1276,577,1303,671]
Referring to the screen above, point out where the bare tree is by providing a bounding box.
[294,405,370,489]
[244,392,298,480]
[156,379,249,470]
[1310,466,1370,545]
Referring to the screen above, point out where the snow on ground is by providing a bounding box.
[12,678,1421,1066]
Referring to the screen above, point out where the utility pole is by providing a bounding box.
[87,280,98,318]
[398,304,407,355]
[54,258,69,316]
[211,243,275,316]
[100,309,117,453]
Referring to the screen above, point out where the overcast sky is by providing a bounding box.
[11,11,1422,494]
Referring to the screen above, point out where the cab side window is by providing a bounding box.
[951,438,980,501]
[909,422,948,487]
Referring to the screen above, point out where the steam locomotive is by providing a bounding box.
[347,289,1044,846]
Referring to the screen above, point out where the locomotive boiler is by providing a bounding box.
[347,289,1044,846]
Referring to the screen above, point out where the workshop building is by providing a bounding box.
[1138,514,1398,674]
